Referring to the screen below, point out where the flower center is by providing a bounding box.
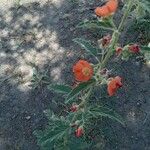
[82,67,90,76]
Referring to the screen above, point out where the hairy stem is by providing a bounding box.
[79,87,92,108]
[70,0,133,127]
[100,0,133,69]
[70,87,93,124]
[118,0,133,32]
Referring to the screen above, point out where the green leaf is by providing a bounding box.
[88,106,125,125]
[134,4,146,19]
[77,20,114,30]
[42,130,67,145]
[144,53,150,62]
[138,1,150,13]
[141,46,150,52]
[34,111,70,150]
[65,79,96,103]
[141,45,150,62]
[68,136,91,150]
[73,38,98,57]
[47,84,72,94]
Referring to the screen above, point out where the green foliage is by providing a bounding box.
[132,0,150,19]
[144,53,150,62]
[138,0,150,13]
[134,4,146,19]
[141,45,150,62]
[73,38,99,58]
[127,17,150,44]
[48,84,72,94]
[34,105,124,149]
[65,79,96,103]
[77,19,115,30]
[34,1,144,149]
[30,68,50,89]
[34,110,70,150]
[141,46,150,52]
[34,104,124,149]
[88,106,124,125]
[34,110,91,150]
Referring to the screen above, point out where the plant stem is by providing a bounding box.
[118,0,133,32]
[100,31,119,68]
[79,87,92,108]
[100,0,133,69]
[110,16,117,30]
[70,87,93,124]
[70,0,133,127]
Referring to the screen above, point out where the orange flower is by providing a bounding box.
[106,0,118,13]
[107,76,122,96]
[95,5,110,17]
[95,0,118,17]
[73,60,93,82]
[75,126,84,137]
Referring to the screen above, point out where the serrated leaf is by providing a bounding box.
[135,4,146,19]
[34,113,70,149]
[73,38,98,57]
[139,1,150,13]
[144,53,150,62]
[77,20,114,30]
[42,130,67,145]
[43,109,55,120]
[47,84,72,94]
[68,136,91,150]
[141,46,150,52]
[88,106,125,125]
[65,79,96,103]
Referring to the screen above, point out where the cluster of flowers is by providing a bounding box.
[116,44,140,57]
[70,104,84,137]
[73,60,122,97]
[100,35,141,56]
[72,60,124,137]
[70,0,141,138]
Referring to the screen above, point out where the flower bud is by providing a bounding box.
[75,126,84,137]
[116,47,123,55]
[129,44,140,53]
[101,35,111,47]
[100,68,107,75]
[70,104,78,112]
[107,76,122,96]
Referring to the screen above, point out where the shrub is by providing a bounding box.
[34,0,150,149]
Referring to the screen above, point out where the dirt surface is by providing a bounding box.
[0,0,150,150]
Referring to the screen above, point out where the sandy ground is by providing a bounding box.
[0,0,53,10]
[0,0,74,149]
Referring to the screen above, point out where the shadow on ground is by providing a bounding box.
[0,1,100,149]
[0,0,150,150]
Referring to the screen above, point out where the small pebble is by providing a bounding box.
[137,102,141,107]
[25,116,31,120]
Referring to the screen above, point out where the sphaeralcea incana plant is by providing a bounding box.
[34,0,150,149]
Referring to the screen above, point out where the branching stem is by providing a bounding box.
[100,0,133,69]
[70,0,133,127]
